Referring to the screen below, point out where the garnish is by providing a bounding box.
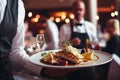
[62,41,72,47]
[41,52,47,57]
[61,41,72,52]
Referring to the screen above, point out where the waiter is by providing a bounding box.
[0,0,44,80]
[59,0,98,49]
[59,0,98,80]
[0,0,78,80]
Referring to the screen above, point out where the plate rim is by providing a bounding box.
[30,49,113,68]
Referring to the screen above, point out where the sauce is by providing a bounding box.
[40,54,99,66]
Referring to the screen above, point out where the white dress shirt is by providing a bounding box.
[59,19,98,46]
[0,0,42,78]
[44,19,59,50]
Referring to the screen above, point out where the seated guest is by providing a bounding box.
[95,19,120,80]
[102,19,120,54]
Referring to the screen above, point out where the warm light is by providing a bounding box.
[111,12,115,17]
[59,0,64,3]
[55,18,60,23]
[31,18,39,22]
[61,14,66,20]
[70,14,75,19]
[65,18,70,23]
[98,7,114,12]
[110,5,115,10]
[49,16,55,21]
[39,30,45,34]
[36,14,40,19]
[52,11,67,17]
[28,12,32,17]
[96,15,99,20]
[114,11,118,16]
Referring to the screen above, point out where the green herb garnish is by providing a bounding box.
[41,52,47,57]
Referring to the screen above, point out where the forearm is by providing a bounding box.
[10,50,42,76]
[24,59,42,76]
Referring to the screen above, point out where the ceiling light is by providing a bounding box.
[28,12,32,17]
[55,18,60,23]
[65,18,70,23]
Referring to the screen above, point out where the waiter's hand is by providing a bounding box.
[94,43,101,50]
[71,37,81,46]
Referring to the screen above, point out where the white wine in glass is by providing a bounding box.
[36,34,45,49]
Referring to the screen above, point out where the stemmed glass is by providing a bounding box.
[30,37,36,51]
[36,34,45,49]
[26,37,37,55]
[27,34,45,55]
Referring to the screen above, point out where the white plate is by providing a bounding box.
[30,50,113,68]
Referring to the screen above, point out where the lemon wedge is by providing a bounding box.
[81,50,94,60]
[81,53,88,57]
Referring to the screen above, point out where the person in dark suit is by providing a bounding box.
[95,19,120,80]
[102,19,120,54]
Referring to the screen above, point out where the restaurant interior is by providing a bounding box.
[14,0,120,80]
[23,0,120,35]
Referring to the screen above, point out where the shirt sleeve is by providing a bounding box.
[91,24,98,43]
[10,0,42,75]
[0,0,6,22]
[86,22,98,43]
[45,20,59,50]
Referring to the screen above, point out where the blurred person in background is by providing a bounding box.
[24,21,33,48]
[102,19,120,80]
[0,0,75,80]
[102,19,120,54]
[59,0,98,49]
[42,16,59,50]
[59,0,98,80]
[37,15,59,50]
[95,19,120,80]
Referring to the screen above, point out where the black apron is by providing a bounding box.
[0,0,18,79]
[68,20,95,80]
[70,20,89,49]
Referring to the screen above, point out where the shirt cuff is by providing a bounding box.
[24,60,43,76]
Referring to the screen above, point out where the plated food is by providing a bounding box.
[40,41,98,66]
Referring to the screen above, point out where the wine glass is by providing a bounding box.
[30,37,36,44]
[36,34,45,49]
[25,37,36,55]
[30,37,38,53]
